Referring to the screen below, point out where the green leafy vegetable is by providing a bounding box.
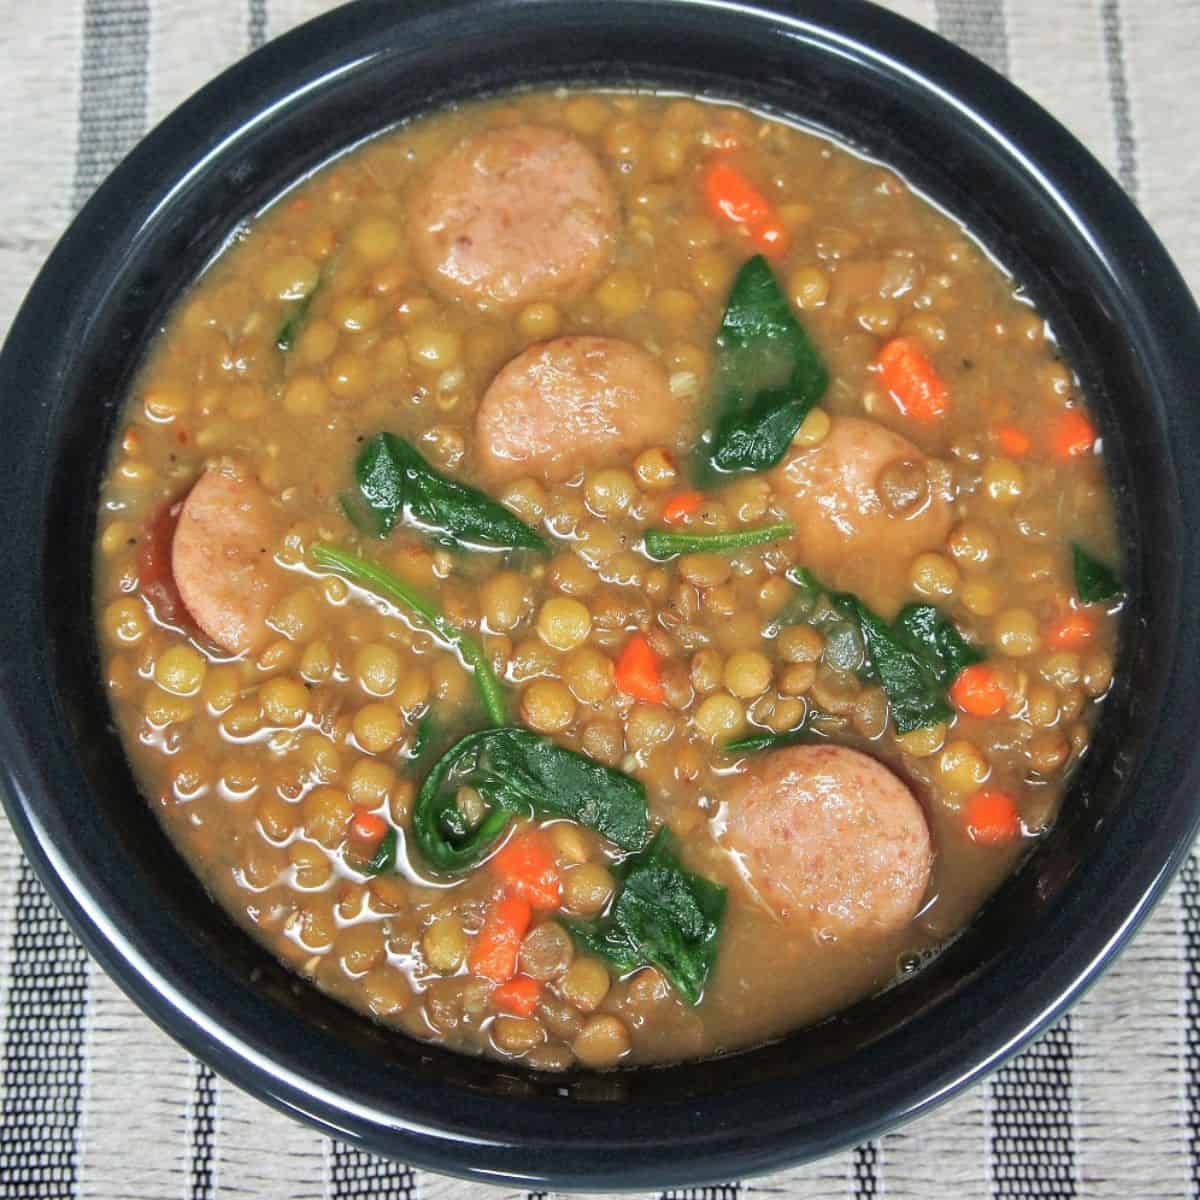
[722,728,810,754]
[643,521,793,561]
[365,828,398,875]
[412,728,648,872]
[410,710,436,764]
[355,433,544,551]
[569,829,726,1005]
[831,592,955,733]
[699,255,828,478]
[787,568,984,734]
[311,543,507,725]
[893,602,986,682]
[1072,543,1122,603]
[338,489,386,537]
[276,288,319,353]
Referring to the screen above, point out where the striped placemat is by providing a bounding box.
[0,2,1196,1196]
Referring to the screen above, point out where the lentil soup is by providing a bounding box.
[94,90,1121,1070]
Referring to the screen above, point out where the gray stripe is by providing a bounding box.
[248,0,267,50]
[0,864,91,1194]
[935,0,1011,77]
[1,1,151,1192]
[74,0,151,208]
[661,1187,739,1200]
[1101,0,1138,199]
[329,1141,418,1199]
[853,1142,879,1197]
[1182,857,1200,1196]
[991,1017,1077,1198]
[190,1063,217,1200]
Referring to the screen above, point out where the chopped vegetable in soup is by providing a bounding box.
[94,89,1121,1072]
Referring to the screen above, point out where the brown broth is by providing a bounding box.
[93,89,1119,1070]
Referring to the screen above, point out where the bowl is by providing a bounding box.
[2,0,1199,1189]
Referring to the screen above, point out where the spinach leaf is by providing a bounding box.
[412,728,648,873]
[722,728,810,754]
[643,521,793,561]
[276,287,319,353]
[311,543,507,725]
[828,590,955,733]
[364,828,398,875]
[699,256,828,478]
[569,829,726,1005]
[786,568,984,734]
[893,602,985,683]
[1072,543,1122,603]
[356,433,544,551]
[338,489,387,537]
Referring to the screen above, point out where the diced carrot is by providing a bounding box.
[491,831,562,910]
[492,976,542,1018]
[704,161,771,227]
[349,808,388,846]
[138,495,190,629]
[1044,608,1097,650]
[874,337,949,422]
[703,161,788,257]
[662,491,704,526]
[1051,408,1097,459]
[614,633,665,703]
[995,424,1032,458]
[950,664,1007,718]
[469,896,532,984]
[965,789,1022,845]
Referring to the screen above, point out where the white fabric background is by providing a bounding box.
[0,2,1196,1197]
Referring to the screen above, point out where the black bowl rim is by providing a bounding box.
[2,0,1200,1189]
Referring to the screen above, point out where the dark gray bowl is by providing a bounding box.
[1,0,1199,1189]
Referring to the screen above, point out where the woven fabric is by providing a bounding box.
[0,1,1196,1196]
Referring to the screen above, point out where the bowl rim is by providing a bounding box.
[2,0,1200,1189]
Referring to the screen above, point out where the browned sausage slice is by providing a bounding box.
[171,469,282,656]
[722,744,932,937]
[771,416,953,615]
[409,124,619,308]
[476,335,676,484]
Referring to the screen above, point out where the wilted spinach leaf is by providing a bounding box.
[1072,543,1122,604]
[356,433,545,551]
[412,728,648,873]
[698,256,828,478]
[569,829,726,1005]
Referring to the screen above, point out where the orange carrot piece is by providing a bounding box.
[349,808,389,845]
[491,831,562,910]
[704,161,771,227]
[492,976,542,1018]
[950,664,1007,718]
[1051,408,1097,458]
[995,424,1032,458]
[965,789,1022,845]
[1044,609,1097,650]
[614,633,665,703]
[874,337,950,422]
[662,491,704,526]
[470,896,532,984]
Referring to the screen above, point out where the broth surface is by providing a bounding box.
[94,90,1120,1070]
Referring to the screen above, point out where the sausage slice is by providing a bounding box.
[409,123,619,308]
[171,469,282,656]
[771,416,953,614]
[476,335,676,484]
[723,744,932,937]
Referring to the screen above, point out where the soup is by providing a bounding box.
[94,89,1121,1071]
